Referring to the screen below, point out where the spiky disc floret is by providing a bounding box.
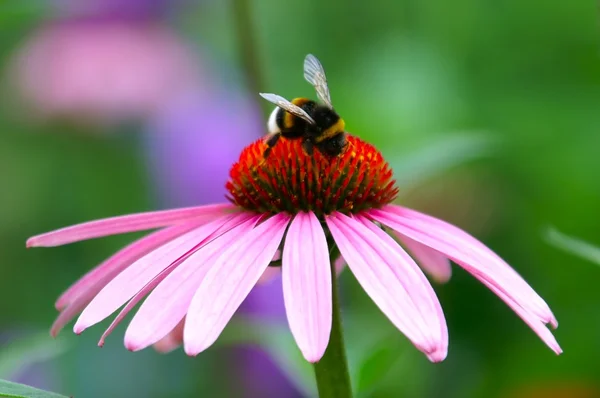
[226,135,399,216]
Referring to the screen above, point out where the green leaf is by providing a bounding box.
[0,379,68,398]
[0,333,69,380]
[545,227,600,266]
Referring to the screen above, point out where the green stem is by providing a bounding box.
[313,255,353,398]
[231,0,264,106]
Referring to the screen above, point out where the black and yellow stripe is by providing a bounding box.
[315,118,346,143]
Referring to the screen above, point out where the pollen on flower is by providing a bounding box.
[226,135,399,216]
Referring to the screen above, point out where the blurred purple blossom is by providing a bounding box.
[144,90,262,206]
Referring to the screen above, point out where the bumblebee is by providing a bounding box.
[260,54,347,157]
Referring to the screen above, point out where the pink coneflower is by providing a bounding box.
[27,135,561,363]
[12,19,198,124]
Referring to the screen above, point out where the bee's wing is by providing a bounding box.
[259,93,315,124]
[303,54,333,108]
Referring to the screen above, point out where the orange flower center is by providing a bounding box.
[226,135,399,216]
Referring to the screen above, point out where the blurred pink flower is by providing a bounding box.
[12,19,198,123]
[27,136,561,363]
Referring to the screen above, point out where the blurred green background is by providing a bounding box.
[1,0,599,397]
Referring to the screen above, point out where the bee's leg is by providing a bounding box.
[302,139,314,156]
[263,133,281,158]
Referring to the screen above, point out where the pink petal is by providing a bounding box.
[98,216,256,348]
[333,256,346,276]
[50,222,202,336]
[396,235,452,283]
[183,213,290,356]
[27,203,235,247]
[123,217,259,351]
[282,212,332,362]
[370,205,557,328]
[326,212,447,361]
[354,215,448,359]
[74,213,247,333]
[56,221,201,311]
[477,277,562,354]
[272,249,282,261]
[153,319,185,353]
